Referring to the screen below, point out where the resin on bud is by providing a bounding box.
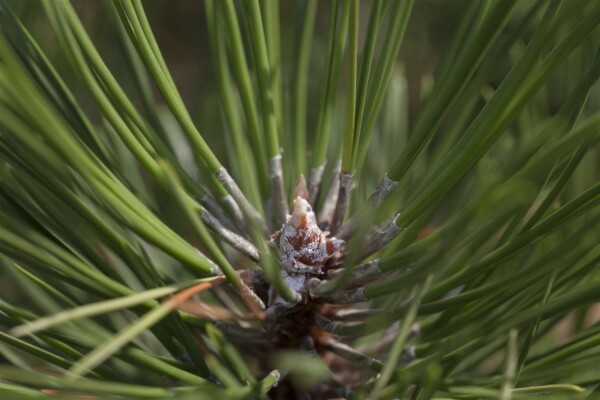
[275,175,345,276]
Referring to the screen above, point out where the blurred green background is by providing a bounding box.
[6,0,463,138]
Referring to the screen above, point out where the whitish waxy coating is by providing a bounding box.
[277,195,345,275]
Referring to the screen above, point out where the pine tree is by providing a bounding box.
[1,1,600,399]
